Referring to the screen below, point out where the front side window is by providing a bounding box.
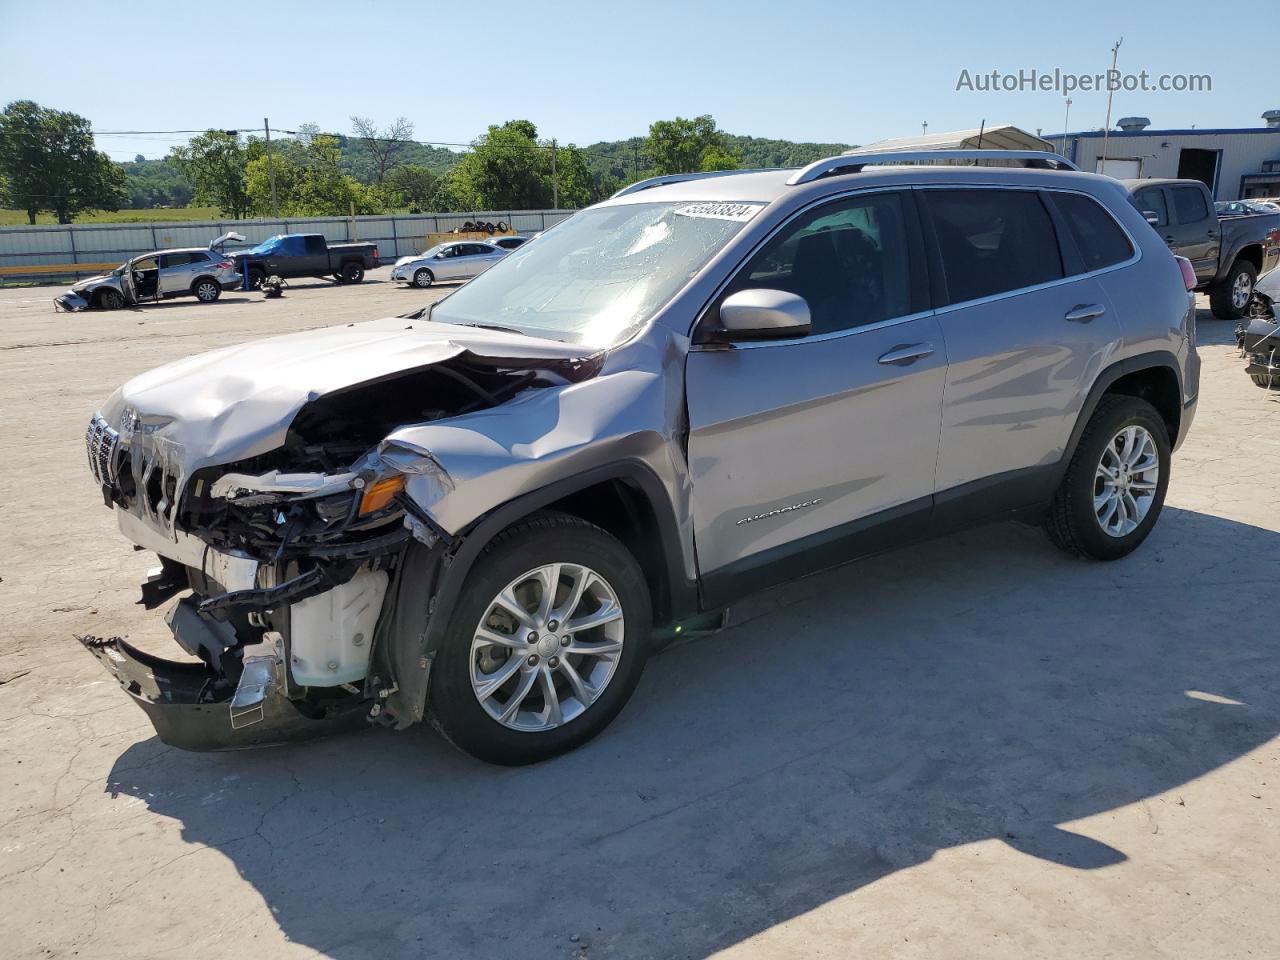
[720,192,913,335]
[1133,187,1169,227]
[925,190,1063,305]
[1172,186,1209,224]
[1053,192,1134,273]
[431,201,760,347]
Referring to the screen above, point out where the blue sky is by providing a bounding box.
[0,0,1266,161]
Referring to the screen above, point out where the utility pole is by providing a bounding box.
[1100,38,1123,175]
[1061,97,1072,157]
[551,138,559,209]
[632,141,639,183]
[264,117,278,218]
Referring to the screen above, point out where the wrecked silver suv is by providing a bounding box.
[82,151,1200,764]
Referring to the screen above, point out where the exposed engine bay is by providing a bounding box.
[81,326,608,751]
[1238,269,1280,391]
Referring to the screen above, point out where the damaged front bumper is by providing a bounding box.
[54,291,90,312]
[80,635,369,751]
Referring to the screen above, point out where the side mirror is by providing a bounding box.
[717,289,811,339]
[1143,211,1160,225]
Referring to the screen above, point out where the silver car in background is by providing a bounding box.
[390,240,508,288]
[54,233,243,311]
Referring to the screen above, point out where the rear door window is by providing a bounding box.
[303,235,327,255]
[924,190,1064,305]
[1052,192,1135,273]
[1172,186,1210,225]
[159,252,192,268]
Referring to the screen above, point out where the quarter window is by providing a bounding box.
[1053,192,1134,273]
[1172,186,1209,224]
[925,190,1063,305]
[725,192,913,335]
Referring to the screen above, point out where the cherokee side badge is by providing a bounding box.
[736,498,822,526]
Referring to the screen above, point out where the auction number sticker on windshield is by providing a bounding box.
[674,202,764,222]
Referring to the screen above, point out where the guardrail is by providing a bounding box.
[0,209,576,282]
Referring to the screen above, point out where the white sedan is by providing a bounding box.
[390,241,508,288]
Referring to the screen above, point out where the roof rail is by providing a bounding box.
[786,150,1080,186]
[610,168,782,199]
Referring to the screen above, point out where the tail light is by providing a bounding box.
[1174,255,1197,291]
[373,247,380,260]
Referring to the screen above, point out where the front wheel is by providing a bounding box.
[1210,259,1257,320]
[339,262,365,284]
[1044,395,1171,560]
[97,289,125,310]
[428,512,652,765]
[413,268,434,288]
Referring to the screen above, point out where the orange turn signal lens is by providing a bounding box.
[358,475,406,515]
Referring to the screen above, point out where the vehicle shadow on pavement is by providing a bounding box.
[105,507,1280,959]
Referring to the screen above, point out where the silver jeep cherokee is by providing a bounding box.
[81,150,1200,765]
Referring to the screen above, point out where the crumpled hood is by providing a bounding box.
[72,274,112,291]
[394,255,422,267]
[100,316,590,472]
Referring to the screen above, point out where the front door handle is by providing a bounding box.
[878,343,935,366]
[1065,303,1106,323]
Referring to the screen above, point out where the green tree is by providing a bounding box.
[448,120,554,209]
[171,130,249,219]
[644,115,739,175]
[245,133,385,217]
[385,163,439,211]
[350,116,414,185]
[0,100,127,224]
[553,145,595,208]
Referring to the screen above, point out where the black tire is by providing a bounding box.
[428,512,652,765]
[340,261,364,284]
[1209,259,1257,321]
[413,268,434,288]
[191,278,221,303]
[97,289,125,310]
[246,269,266,291]
[1044,395,1171,561]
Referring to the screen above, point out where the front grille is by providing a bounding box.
[86,414,120,486]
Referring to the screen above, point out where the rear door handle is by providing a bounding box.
[1064,303,1106,323]
[878,343,935,366]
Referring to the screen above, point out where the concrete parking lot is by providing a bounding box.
[1,270,1277,960]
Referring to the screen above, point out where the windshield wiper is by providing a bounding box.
[450,321,528,336]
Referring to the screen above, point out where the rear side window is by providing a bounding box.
[1054,193,1134,273]
[1172,186,1209,224]
[188,251,210,263]
[925,190,1063,305]
[303,235,326,255]
[160,252,192,268]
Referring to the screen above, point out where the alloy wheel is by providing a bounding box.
[1094,424,1160,537]
[195,281,218,302]
[470,562,625,732]
[1233,271,1254,310]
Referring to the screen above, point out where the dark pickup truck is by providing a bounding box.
[232,234,381,288]
[1122,178,1280,319]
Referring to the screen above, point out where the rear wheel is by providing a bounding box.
[428,512,652,765]
[192,278,221,302]
[246,269,266,291]
[1210,259,1257,320]
[340,261,365,284]
[413,268,434,288]
[97,289,125,310]
[1044,395,1171,560]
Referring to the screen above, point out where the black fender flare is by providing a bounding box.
[1061,350,1184,469]
[380,460,698,727]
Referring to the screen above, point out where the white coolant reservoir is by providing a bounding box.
[288,567,389,686]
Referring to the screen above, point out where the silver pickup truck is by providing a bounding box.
[1123,178,1280,319]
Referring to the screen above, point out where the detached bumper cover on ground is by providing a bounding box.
[79,635,368,751]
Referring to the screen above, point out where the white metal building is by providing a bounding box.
[1059,111,1280,200]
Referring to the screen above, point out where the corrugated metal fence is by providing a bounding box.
[0,210,577,280]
